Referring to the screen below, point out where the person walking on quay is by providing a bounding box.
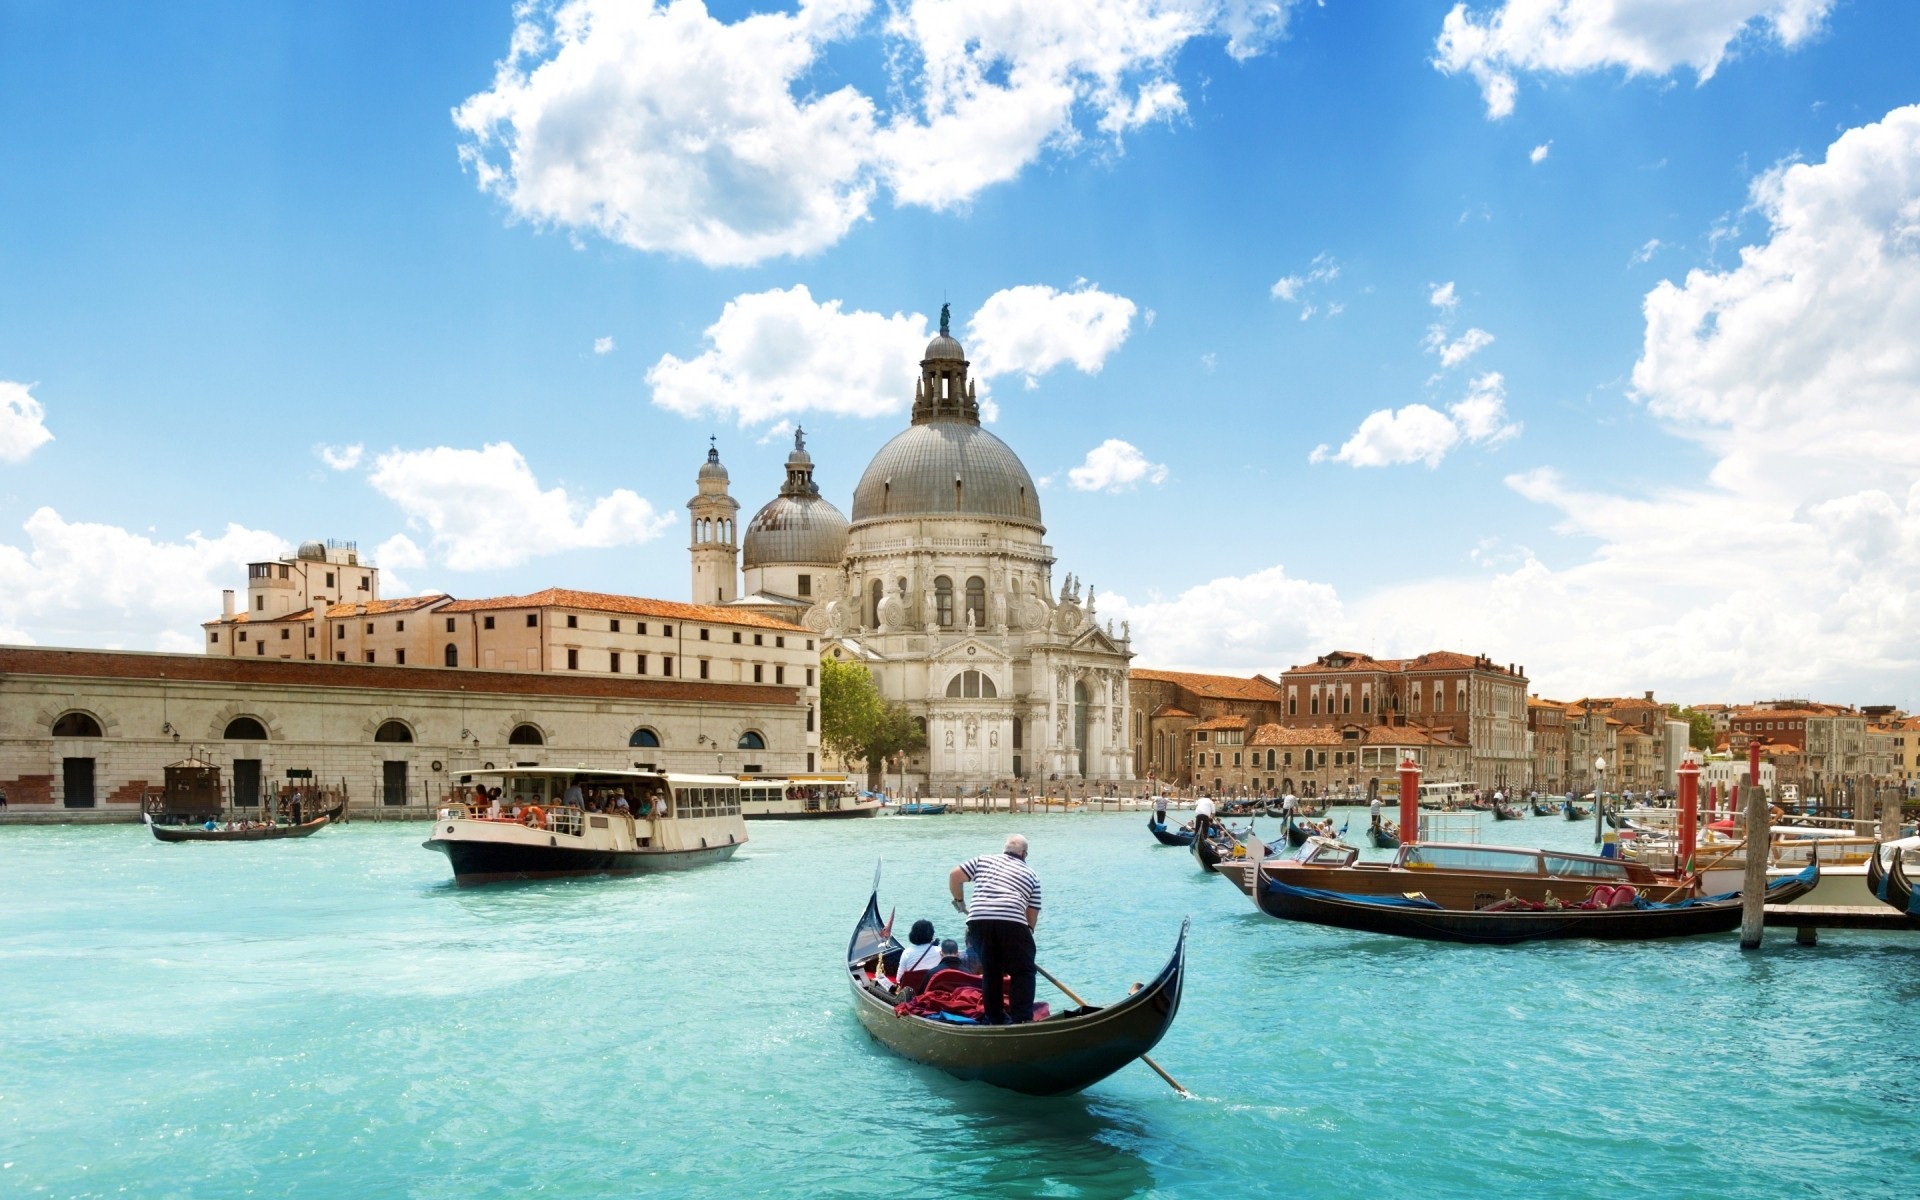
[949,834,1042,1026]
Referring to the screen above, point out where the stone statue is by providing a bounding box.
[965,715,978,747]
[992,591,1008,632]
[989,729,999,748]
[1121,619,1130,640]
[939,302,951,337]
[794,425,806,453]
[944,728,954,749]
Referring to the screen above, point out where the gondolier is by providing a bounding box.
[950,835,1042,1025]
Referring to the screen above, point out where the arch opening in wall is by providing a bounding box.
[629,727,661,748]
[508,724,544,746]
[945,669,996,699]
[51,711,104,738]
[934,576,954,627]
[964,576,985,626]
[444,644,459,667]
[738,730,766,750]
[374,720,414,743]
[223,717,268,740]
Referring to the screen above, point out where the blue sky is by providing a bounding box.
[3,0,1919,707]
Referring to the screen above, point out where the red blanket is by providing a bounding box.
[893,971,1049,1022]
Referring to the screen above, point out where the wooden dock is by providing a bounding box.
[1763,904,1918,944]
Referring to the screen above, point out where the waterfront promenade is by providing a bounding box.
[6,812,1917,1197]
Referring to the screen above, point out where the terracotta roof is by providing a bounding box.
[1190,715,1251,732]
[278,595,452,624]
[1150,704,1196,720]
[1284,651,1403,675]
[1363,724,1461,747]
[1249,725,1341,747]
[438,588,808,632]
[1129,669,1285,702]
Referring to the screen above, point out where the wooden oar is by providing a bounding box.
[1034,963,1191,1099]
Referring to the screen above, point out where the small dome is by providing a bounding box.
[850,422,1043,528]
[743,495,849,568]
[297,540,327,561]
[698,445,729,481]
[923,334,965,361]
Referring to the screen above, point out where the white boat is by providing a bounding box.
[737,775,883,820]
[424,767,747,885]
[1632,827,1917,907]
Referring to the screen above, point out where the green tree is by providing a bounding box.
[1667,705,1715,751]
[818,655,927,787]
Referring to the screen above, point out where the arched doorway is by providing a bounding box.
[508,724,544,746]
[1072,681,1089,777]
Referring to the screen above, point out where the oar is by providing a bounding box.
[1033,963,1191,1099]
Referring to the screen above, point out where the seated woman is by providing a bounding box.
[894,919,943,989]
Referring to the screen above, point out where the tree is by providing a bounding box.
[820,655,882,768]
[1667,705,1715,751]
[863,702,927,789]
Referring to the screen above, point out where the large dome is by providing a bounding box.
[850,422,1044,529]
[743,494,849,567]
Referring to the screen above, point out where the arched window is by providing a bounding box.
[934,576,954,627]
[965,576,986,626]
[1362,692,1372,714]
[51,712,102,737]
[869,579,883,627]
[1342,694,1351,714]
[1288,697,1297,716]
[223,717,268,740]
[374,720,413,743]
[629,728,661,748]
[1310,694,1320,715]
[444,644,458,668]
[738,730,766,750]
[1266,749,1275,770]
[1435,689,1446,713]
[508,724,544,745]
[945,669,997,699]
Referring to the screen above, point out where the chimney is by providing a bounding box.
[1645,690,1654,702]
[222,589,235,618]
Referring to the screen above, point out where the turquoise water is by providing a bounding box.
[4,810,1918,1199]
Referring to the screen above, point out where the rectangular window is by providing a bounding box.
[326,572,335,587]
[365,651,375,663]
[638,622,648,635]
[567,615,578,628]
[527,614,538,627]
[306,627,313,638]
[663,655,674,676]
[336,624,345,637]
[805,667,814,686]
[1212,752,1222,767]
[255,642,264,656]
[699,660,709,679]
[395,649,405,665]
[753,633,762,646]
[446,617,456,633]
[775,665,785,685]
[662,625,672,636]
[238,631,247,642]
[336,652,345,662]
[700,629,710,641]
[732,631,742,644]
[254,595,263,611]
[280,628,289,640]
[1232,752,1241,766]
[365,622,373,634]
[610,619,620,633]
[806,639,813,651]
[797,574,811,597]
[395,619,405,632]
[610,651,621,672]
[358,577,370,591]
[637,655,647,674]
[567,648,579,670]
[484,616,495,630]
[753,664,763,683]
[210,632,218,643]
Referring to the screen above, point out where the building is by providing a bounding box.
[0,645,816,814]
[1527,698,1567,792]
[1128,669,1288,786]
[694,316,1134,793]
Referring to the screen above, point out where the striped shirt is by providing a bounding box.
[960,852,1042,923]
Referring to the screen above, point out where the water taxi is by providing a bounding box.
[736,774,882,820]
[424,767,746,885]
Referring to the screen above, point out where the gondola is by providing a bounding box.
[1147,812,1194,847]
[1492,803,1523,821]
[1564,804,1592,821]
[845,880,1187,1095]
[147,812,332,842]
[1250,857,1820,945]
[1190,822,1240,872]
[1367,823,1400,850]
[1284,813,1308,848]
[1531,800,1554,817]
[1884,847,1919,917]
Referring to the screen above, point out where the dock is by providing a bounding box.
[1763,904,1918,945]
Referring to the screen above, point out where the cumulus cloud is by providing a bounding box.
[647,283,1138,425]
[1102,566,1346,675]
[1271,253,1340,318]
[457,0,1308,266]
[368,442,674,571]
[374,533,427,570]
[1529,140,1550,164]
[0,508,284,649]
[594,336,616,355]
[1429,281,1459,311]
[966,283,1137,386]
[1312,373,1517,468]
[316,443,365,471]
[1425,325,1495,368]
[1065,439,1168,492]
[0,381,54,463]
[1435,0,1832,119]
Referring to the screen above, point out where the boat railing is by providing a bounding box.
[437,802,587,836]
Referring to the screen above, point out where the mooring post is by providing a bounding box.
[1882,785,1903,842]
[1739,780,1769,950]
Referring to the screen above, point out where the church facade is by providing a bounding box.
[691,314,1135,794]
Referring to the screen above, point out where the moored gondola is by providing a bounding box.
[1249,855,1819,944]
[1147,812,1195,847]
[1868,840,1888,903]
[1885,847,1919,917]
[846,881,1187,1095]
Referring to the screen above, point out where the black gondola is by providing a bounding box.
[1190,823,1239,873]
[1250,859,1819,944]
[1868,840,1888,904]
[1492,803,1523,821]
[1284,814,1308,848]
[1883,847,1920,918]
[1368,823,1400,850]
[1147,812,1195,847]
[846,881,1187,1095]
[1564,803,1592,821]
[1531,800,1553,817]
[146,812,333,842]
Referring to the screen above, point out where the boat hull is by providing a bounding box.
[743,805,881,820]
[148,816,330,842]
[424,836,741,885]
[1148,814,1194,846]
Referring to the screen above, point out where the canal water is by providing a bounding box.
[4,810,1916,1199]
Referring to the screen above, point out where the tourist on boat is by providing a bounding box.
[935,938,967,975]
[896,919,942,982]
[486,790,503,820]
[949,834,1042,1025]
[563,780,584,809]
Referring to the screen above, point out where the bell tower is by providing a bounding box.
[688,439,739,605]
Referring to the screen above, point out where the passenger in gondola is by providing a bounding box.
[895,919,942,988]
[935,938,967,976]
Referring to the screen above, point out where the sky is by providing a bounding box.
[2,0,1919,708]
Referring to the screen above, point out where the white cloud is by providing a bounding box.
[1429,281,1459,311]
[458,0,1307,267]
[594,336,616,355]
[1065,439,1168,492]
[648,282,1137,425]
[1630,237,1663,265]
[966,283,1138,386]
[368,442,674,571]
[374,533,427,571]
[1103,566,1346,675]
[0,381,54,463]
[1424,325,1495,368]
[1529,140,1550,164]
[1271,253,1340,317]
[1436,0,1832,119]
[316,443,364,471]
[1310,404,1461,468]
[0,508,283,649]
[1448,371,1520,443]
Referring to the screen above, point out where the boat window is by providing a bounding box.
[1403,846,1538,874]
[1543,856,1630,880]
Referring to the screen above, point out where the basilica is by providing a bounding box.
[688,314,1135,794]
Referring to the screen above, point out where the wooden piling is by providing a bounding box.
[1739,782,1769,950]
[1882,786,1903,842]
